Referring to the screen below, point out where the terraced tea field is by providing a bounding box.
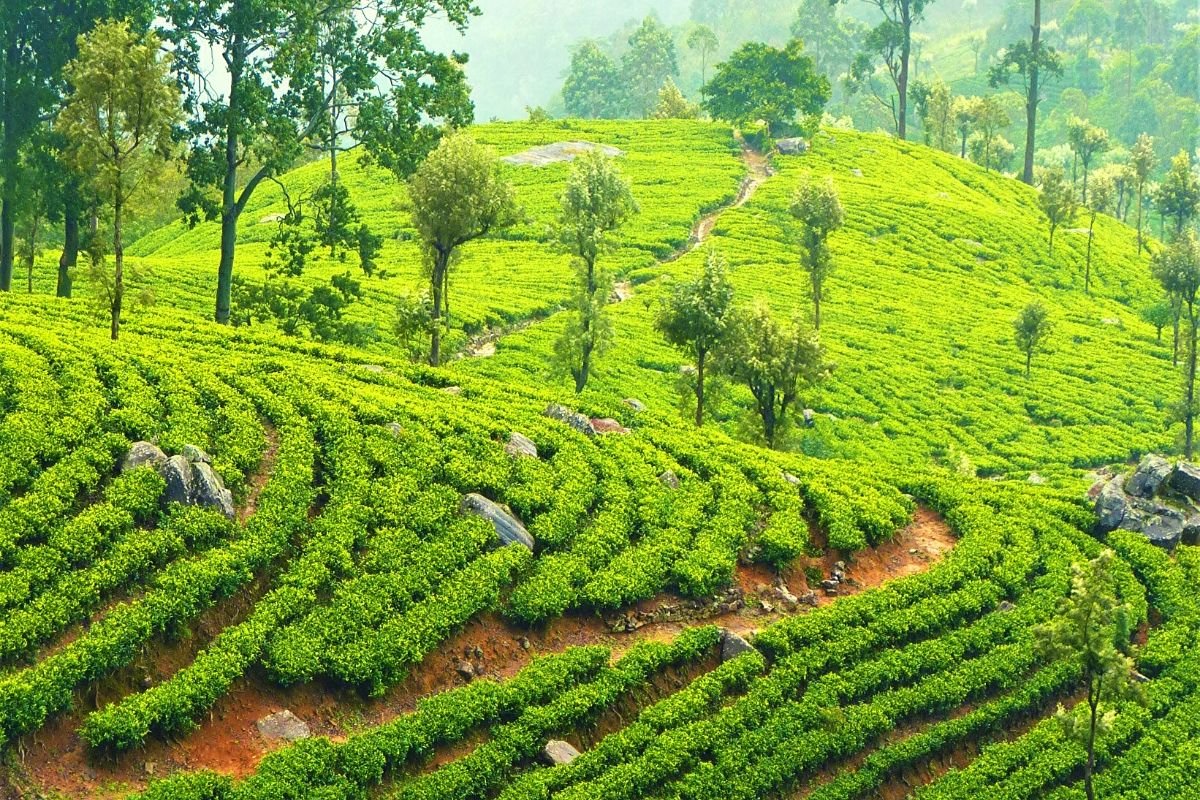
[1,119,1196,799]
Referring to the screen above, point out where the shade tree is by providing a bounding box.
[1153,233,1200,457]
[1038,168,1077,257]
[790,173,845,330]
[686,24,720,88]
[702,40,830,137]
[1066,116,1110,205]
[622,16,680,119]
[1130,133,1157,253]
[1083,173,1115,294]
[1155,150,1200,240]
[1014,301,1052,378]
[563,41,624,119]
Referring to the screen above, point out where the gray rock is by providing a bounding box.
[360,364,386,373]
[541,740,581,766]
[460,493,535,550]
[850,168,864,177]
[502,141,623,168]
[623,398,646,412]
[1095,476,1131,532]
[776,137,809,155]
[821,579,841,591]
[1127,455,1172,498]
[802,409,816,427]
[182,444,212,464]
[1027,472,1047,486]
[505,432,539,459]
[782,472,801,486]
[193,462,235,519]
[162,455,194,506]
[998,600,1015,613]
[123,442,166,472]
[384,422,404,437]
[1141,508,1185,550]
[544,404,597,437]
[1170,463,1200,503]
[719,629,757,662]
[456,661,476,680]
[659,470,681,490]
[1184,515,1200,546]
[256,710,310,741]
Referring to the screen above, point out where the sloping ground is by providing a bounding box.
[460,128,1175,482]
[108,120,744,352]
[0,295,923,797]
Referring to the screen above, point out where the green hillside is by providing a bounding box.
[2,120,1198,800]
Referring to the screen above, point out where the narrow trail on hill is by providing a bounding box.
[464,134,775,359]
[20,508,955,798]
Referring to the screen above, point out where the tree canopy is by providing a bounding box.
[702,40,830,136]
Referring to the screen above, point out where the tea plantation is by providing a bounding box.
[1,120,1196,799]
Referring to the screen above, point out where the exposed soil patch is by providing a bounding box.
[11,508,954,798]
[238,420,280,524]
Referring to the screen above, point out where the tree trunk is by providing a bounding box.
[763,391,777,448]
[0,50,14,293]
[26,212,39,293]
[215,39,246,325]
[575,256,597,394]
[1025,349,1032,378]
[960,131,967,159]
[58,202,78,298]
[1023,0,1042,183]
[695,350,706,427]
[1085,211,1096,293]
[1173,300,1181,366]
[112,194,124,341]
[1049,225,1056,257]
[1136,185,1145,254]
[429,250,447,366]
[1082,164,1089,206]
[897,0,912,140]
[1187,302,1198,460]
[0,196,13,292]
[1085,692,1098,800]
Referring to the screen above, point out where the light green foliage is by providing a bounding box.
[562,42,624,120]
[56,20,180,341]
[1038,168,1077,256]
[1153,233,1200,457]
[702,40,830,136]
[1066,117,1110,205]
[970,96,1012,173]
[1035,550,1144,800]
[719,301,831,448]
[685,24,719,87]
[651,78,701,121]
[1083,173,1115,294]
[1154,150,1200,239]
[790,173,845,330]
[554,149,638,393]
[1014,301,1052,379]
[408,132,521,365]
[656,248,735,426]
[1130,133,1157,253]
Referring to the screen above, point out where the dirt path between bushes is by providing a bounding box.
[13,507,954,798]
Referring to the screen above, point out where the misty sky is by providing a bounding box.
[423,0,693,121]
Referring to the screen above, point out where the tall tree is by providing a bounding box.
[652,78,700,120]
[952,96,980,159]
[563,41,624,119]
[719,301,831,448]
[1155,150,1200,240]
[790,174,845,330]
[57,21,180,341]
[656,248,735,426]
[1130,133,1157,254]
[1039,168,1077,257]
[1035,550,1142,800]
[702,40,830,136]
[686,24,719,88]
[791,0,863,86]
[1014,301,1052,378]
[554,150,638,393]
[837,0,934,140]
[622,16,679,119]
[972,95,1011,173]
[0,1,153,292]
[164,0,475,325]
[989,0,1062,185]
[914,78,954,152]
[1154,233,1200,457]
[1084,174,1114,295]
[408,133,520,367]
[1066,117,1110,205]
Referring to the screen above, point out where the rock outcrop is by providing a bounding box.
[505,432,539,459]
[256,710,310,741]
[126,442,235,519]
[1092,455,1200,550]
[544,404,596,437]
[460,493,535,550]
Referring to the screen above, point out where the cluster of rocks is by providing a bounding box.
[455,645,488,681]
[819,561,850,597]
[754,579,819,613]
[606,587,746,633]
[543,404,631,438]
[122,441,235,519]
[1092,455,1200,550]
[719,628,757,662]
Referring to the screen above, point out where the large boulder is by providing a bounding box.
[460,493,535,550]
[505,432,538,459]
[590,418,630,435]
[1127,455,1172,499]
[1141,509,1185,550]
[256,710,310,741]
[540,740,581,766]
[776,137,809,155]
[162,455,194,506]
[1094,476,1131,532]
[193,462,235,519]
[544,404,596,437]
[123,441,166,473]
[719,629,757,662]
[1184,515,1200,546]
[1170,463,1200,503]
[182,444,212,464]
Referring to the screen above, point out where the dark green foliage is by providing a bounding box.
[702,40,830,136]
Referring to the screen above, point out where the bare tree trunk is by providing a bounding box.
[1188,302,1198,460]
[1136,184,1145,253]
[429,250,448,366]
[1085,211,1096,293]
[1023,0,1041,185]
[112,194,124,341]
[215,37,246,325]
[58,202,78,298]
[695,350,706,427]
[897,0,912,140]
